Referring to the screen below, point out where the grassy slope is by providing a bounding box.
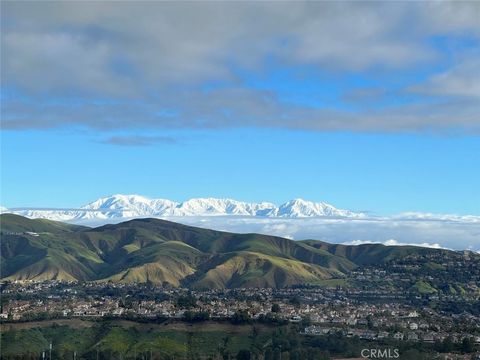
[100,241,203,286]
[300,240,448,265]
[192,251,337,289]
[0,322,273,358]
[0,213,89,233]
[1,222,106,281]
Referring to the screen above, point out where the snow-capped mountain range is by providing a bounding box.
[1,194,365,222]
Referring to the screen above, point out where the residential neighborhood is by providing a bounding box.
[2,280,479,350]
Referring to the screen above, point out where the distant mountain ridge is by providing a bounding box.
[1,214,467,289]
[2,194,365,222]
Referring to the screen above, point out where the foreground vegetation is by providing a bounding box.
[2,320,478,360]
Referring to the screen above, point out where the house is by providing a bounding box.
[407,332,419,341]
[112,308,124,316]
[422,332,436,343]
[377,331,389,339]
[357,318,368,326]
[346,317,357,326]
[408,310,419,318]
[289,315,302,323]
[360,331,376,340]
[419,323,429,330]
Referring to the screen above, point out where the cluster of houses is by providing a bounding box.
[305,324,480,345]
[350,252,480,301]
[1,283,478,343]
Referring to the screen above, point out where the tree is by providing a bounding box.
[183,310,210,322]
[231,310,250,324]
[289,296,301,307]
[442,337,454,352]
[271,304,280,313]
[236,349,251,360]
[176,294,197,309]
[264,349,274,360]
[461,337,474,353]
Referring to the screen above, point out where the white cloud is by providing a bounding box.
[342,239,446,249]
[170,214,480,251]
[410,59,480,99]
[3,86,480,134]
[392,212,480,223]
[2,2,444,92]
[2,1,480,134]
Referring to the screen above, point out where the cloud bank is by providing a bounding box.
[342,239,445,250]
[2,1,480,135]
[59,213,480,252]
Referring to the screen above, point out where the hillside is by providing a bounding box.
[0,214,457,288]
[0,213,89,233]
[300,239,439,265]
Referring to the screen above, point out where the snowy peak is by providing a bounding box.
[82,194,177,217]
[5,195,365,221]
[276,198,361,218]
[175,198,241,216]
[83,194,153,210]
[173,198,277,216]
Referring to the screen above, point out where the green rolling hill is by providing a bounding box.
[0,213,457,288]
[300,239,440,265]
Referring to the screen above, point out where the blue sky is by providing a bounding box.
[1,1,479,216]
